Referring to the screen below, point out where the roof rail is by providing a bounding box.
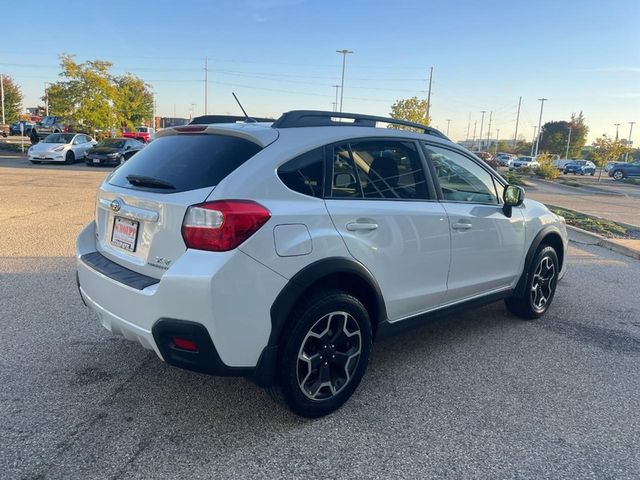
[190,115,275,125]
[271,110,449,139]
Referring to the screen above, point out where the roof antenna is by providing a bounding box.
[232,92,256,123]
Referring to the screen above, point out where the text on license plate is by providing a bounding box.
[111,217,139,252]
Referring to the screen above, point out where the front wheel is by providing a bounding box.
[272,290,372,418]
[30,131,39,145]
[505,245,559,319]
[65,151,75,165]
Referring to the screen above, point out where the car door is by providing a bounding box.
[422,143,526,301]
[629,161,640,177]
[324,139,451,321]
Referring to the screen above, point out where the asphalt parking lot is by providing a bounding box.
[1,156,639,479]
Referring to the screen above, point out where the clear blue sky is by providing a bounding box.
[2,0,639,143]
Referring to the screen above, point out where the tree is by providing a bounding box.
[592,136,629,181]
[0,74,24,122]
[389,97,430,129]
[538,112,589,158]
[114,74,153,129]
[47,54,152,134]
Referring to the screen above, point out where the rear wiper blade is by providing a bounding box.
[126,174,176,190]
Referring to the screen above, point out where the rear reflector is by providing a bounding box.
[174,125,207,133]
[181,200,270,252]
[172,337,198,351]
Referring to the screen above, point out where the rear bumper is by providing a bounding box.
[75,221,287,383]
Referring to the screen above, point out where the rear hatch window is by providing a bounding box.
[108,134,262,193]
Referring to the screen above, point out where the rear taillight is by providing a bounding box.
[181,200,270,252]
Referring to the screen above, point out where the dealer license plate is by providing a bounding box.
[111,217,139,252]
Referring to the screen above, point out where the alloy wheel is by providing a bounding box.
[530,256,556,313]
[613,170,624,180]
[297,311,362,401]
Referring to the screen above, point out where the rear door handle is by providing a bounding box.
[451,221,472,231]
[346,222,379,231]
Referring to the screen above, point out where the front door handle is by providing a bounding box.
[451,221,472,231]
[346,222,379,231]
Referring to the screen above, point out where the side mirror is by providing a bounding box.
[503,185,525,217]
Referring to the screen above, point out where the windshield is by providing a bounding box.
[40,116,56,126]
[43,133,74,144]
[98,139,125,148]
[136,127,148,133]
[517,157,532,162]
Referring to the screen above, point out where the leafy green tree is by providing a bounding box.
[389,96,430,129]
[1,74,24,122]
[539,112,588,158]
[114,74,153,129]
[47,54,152,134]
[592,136,629,181]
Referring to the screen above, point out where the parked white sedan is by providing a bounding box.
[28,133,96,164]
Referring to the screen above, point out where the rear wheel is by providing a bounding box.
[271,290,372,417]
[506,245,559,319]
[65,151,75,165]
[612,170,624,180]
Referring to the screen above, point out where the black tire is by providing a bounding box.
[85,161,92,166]
[65,151,75,165]
[612,170,624,181]
[30,131,39,145]
[30,160,41,164]
[590,172,595,176]
[505,245,559,320]
[271,289,372,418]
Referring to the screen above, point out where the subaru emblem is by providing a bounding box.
[110,199,121,212]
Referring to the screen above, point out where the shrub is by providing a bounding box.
[535,153,560,179]
[501,171,526,186]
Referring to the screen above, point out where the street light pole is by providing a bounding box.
[332,85,340,112]
[530,126,537,156]
[614,123,620,140]
[0,75,4,124]
[534,98,547,157]
[204,57,208,115]
[495,129,500,155]
[486,111,492,151]
[336,49,353,112]
[446,119,451,136]
[565,126,572,159]
[626,121,636,161]
[426,66,433,123]
[472,120,477,149]
[478,111,487,150]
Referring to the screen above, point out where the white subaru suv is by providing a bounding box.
[76,111,568,417]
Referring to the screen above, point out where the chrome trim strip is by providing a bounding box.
[98,198,159,222]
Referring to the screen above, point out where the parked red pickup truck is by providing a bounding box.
[122,126,155,143]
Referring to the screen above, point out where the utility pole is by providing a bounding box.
[486,111,492,151]
[446,119,451,136]
[626,121,635,161]
[466,113,471,143]
[478,110,487,150]
[332,85,340,112]
[534,98,547,157]
[513,96,522,148]
[0,75,4,124]
[530,126,537,156]
[614,123,620,140]
[426,66,433,123]
[495,129,500,155]
[190,103,196,120]
[204,57,208,115]
[565,126,572,159]
[472,120,477,149]
[336,49,353,112]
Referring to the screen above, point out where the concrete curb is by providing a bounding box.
[566,225,640,260]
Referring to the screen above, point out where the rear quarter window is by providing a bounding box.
[108,134,262,193]
[277,147,324,198]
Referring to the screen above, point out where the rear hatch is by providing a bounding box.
[94,129,273,279]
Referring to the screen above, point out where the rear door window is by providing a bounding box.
[108,134,262,193]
